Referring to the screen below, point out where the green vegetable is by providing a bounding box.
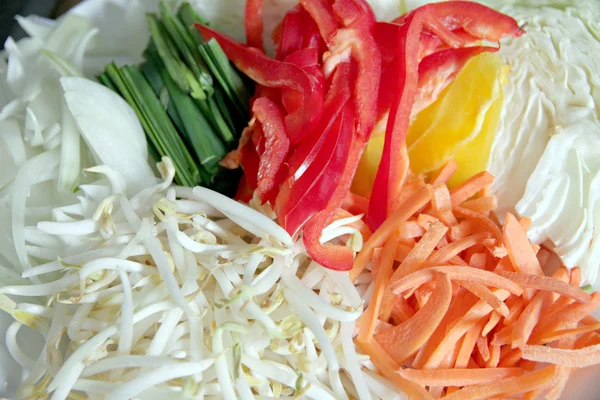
[99,2,252,195]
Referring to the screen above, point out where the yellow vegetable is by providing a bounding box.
[352,53,507,197]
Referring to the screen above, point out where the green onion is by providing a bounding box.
[145,46,226,173]
[103,62,202,187]
[99,2,253,196]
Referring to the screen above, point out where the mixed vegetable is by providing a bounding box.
[3,0,600,399]
[201,0,522,271]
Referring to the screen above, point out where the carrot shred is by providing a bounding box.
[426,232,490,267]
[454,206,503,243]
[497,270,591,303]
[482,311,502,337]
[455,318,486,368]
[449,171,494,207]
[502,213,544,276]
[431,159,458,185]
[358,234,399,343]
[430,183,458,226]
[357,339,434,400]
[522,343,600,367]
[399,220,426,239]
[380,221,448,320]
[518,217,532,231]
[461,196,497,215]
[391,267,523,296]
[351,187,431,282]
[351,164,600,397]
[397,367,523,387]
[442,366,558,400]
[376,273,452,364]
[456,280,510,317]
[530,292,600,342]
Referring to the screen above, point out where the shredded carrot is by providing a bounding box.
[497,270,591,303]
[376,273,452,364]
[351,187,431,282]
[380,221,448,320]
[456,280,509,317]
[442,366,558,400]
[356,339,434,400]
[351,165,600,397]
[482,311,502,337]
[417,213,438,230]
[449,171,494,207]
[502,213,544,276]
[398,220,426,239]
[454,206,503,243]
[518,217,532,231]
[425,232,490,267]
[431,159,458,185]
[455,318,487,368]
[391,267,523,296]
[461,196,497,215]
[358,234,399,343]
[522,343,600,368]
[397,367,522,387]
[430,183,458,226]
[537,322,600,345]
[449,219,481,241]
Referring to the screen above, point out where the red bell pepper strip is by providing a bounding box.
[279,107,353,237]
[285,61,352,183]
[276,62,353,234]
[276,6,322,61]
[429,1,524,41]
[301,0,339,43]
[245,0,265,51]
[367,11,423,229]
[332,0,376,30]
[413,45,499,115]
[303,138,366,271]
[252,98,291,204]
[195,23,324,145]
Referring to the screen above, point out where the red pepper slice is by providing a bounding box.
[276,6,323,61]
[414,45,499,115]
[367,11,423,229]
[195,23,324,145]
[332,0,376,30]
[245,0,265,51]
[301,0,339,43]
[429,1,524,41]
[279,106,353,237]
[303,138,366,271]
[285,61,353,183]
[252,97,291,204]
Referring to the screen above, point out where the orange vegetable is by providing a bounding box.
[522,343,600,368]
[442,366,558,400]
[351,161,600,398]
[390,267,523,296]
[376,273,452,364]
[397,367,522,387]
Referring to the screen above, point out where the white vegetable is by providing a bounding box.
[487,2,600,286]
[61,77,156,195]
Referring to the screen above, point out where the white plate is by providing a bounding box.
[1,0,599,398]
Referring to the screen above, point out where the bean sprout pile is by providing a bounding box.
[1,158,405,400]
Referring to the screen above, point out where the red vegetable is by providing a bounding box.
[205,0,524,271]
[252,98,290,204]
[245,0,265,51]
[195,24,324,144]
